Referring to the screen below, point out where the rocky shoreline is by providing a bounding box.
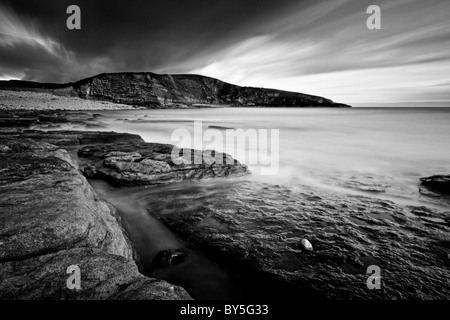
[0,108,253,300]
[0,130,192,299]
[1,111,449,300]
[145,181,450,299]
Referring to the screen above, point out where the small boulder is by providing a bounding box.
[152,249,189,269]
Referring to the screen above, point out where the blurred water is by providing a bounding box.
[63,107,450,299]
[68,107,450,209]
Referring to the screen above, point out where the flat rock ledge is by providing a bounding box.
[144,181,450,300]
[0,137,191,300]
[0,128,145,146]
[78,142,250,186]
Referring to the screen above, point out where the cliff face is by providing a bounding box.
[0,72,351,108]
[72,72,351,108]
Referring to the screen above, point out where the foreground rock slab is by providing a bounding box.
[143,180,450,300]
[0,137,191,300]
[78,142,250,186]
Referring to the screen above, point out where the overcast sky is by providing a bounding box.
[1,0,449,106]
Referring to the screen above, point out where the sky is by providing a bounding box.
[0,0,449,107]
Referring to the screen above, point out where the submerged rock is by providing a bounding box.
[0,137,191,300]
[153,249,190,269]
[344,180,390,193]
[420,175,450,196]
[408,206,434,217]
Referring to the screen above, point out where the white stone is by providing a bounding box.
[301,239,313,251]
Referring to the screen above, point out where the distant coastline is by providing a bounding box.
[0,72,351,109]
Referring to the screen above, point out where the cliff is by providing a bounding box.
[0,72,351,108]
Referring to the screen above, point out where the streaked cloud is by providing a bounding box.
[0,3,62,56]
[189,0,450,106]
[1,0,449,106]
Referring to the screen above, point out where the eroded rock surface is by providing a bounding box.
[22,130,144,146]
[78,143,250,186]
[0,128,144,147]
[0,110,69,128]
[0,137,191,300]
[143,180,450,299]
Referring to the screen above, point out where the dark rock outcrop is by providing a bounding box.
[0,110,69,128]
[0,137,191,300]
[21,130,144,146]
[78,142,250,186]
[142,180,450,299]
[1,72,352,108]
[420,175,450,196]
[0,110,114,130]
[0,128,144,147]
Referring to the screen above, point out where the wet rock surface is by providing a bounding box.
[0,128,144,148]
[143,180,450,299]
[21,130,144,146]
[343,177,391,193]
[420,175,450,196]
[78,143,250,186]
[0,137,191,300]
[153,249,189,268]
[1,110,448,300]
[0,110,70,128]
[0,110,131,132]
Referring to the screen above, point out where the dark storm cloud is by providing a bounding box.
[1,0,450,105]
[0,0,299,82]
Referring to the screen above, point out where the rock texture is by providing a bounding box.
[0,109,137,133]
[0,128,144,147]
[142,180,450,300]
[78,142,250,186]
[0,110,69,128]
[420,175,450,196]
[0,136,191,300]
[22,130,144,146]
[1,72,352,108]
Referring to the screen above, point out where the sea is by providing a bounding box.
[55,107,450,299]
[63,107,450,209]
